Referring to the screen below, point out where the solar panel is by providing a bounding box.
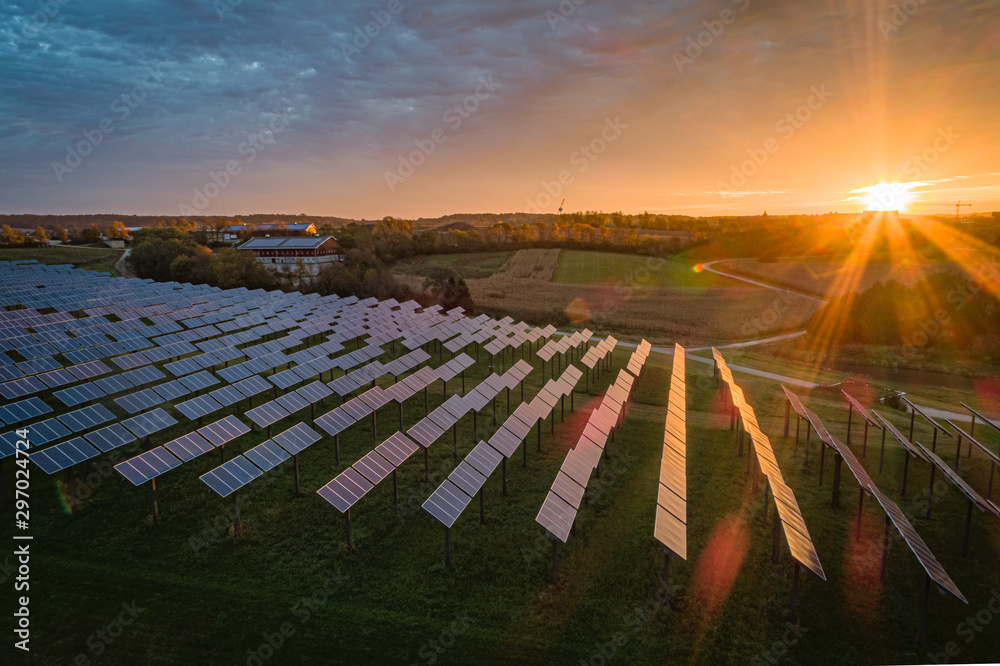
[176,394,225,420]
[314,404,352,434]
[198,415,251,447]
[465,441,503,476]
[115,388,164,414]
[296,380,333,404]
[85,423,136,452]
[234,375,271,398]
[448,460,488,497]
[163,431,214,462]
[38,368,76,388]
[340,397,374,421]
[29,437,100,475]
[20,417,70,446]
[151,380,191,402]
[121,408,178,438]
[423,479,473,528]
[551,470,585,509]
[115,447,183,485]
[179,370,219,392]
[122,366,166,387]
[164,358,202,377]
[656,344,688,559]
[354,451,395,485]
[275,391,309,415]
[244,439,291,472]
[209,385,245,407]
[271,422,322,455]
[317,467,374,513]
[218,363,254,383]
[536,491,577,542]
[52,382,106,407]
[247,401,290,428]
[487,426,521,458]
[200,456,264,497]
[94,374,133,396]
[374,431,419,466]
[58,403,115,432]
[407,418,446,448]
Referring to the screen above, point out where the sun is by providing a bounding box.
[853,182,918,212]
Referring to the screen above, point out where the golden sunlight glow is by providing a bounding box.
[853,182,919,212]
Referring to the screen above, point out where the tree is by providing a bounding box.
[106,220,129,239]
[211,248,275,290]
[80,224,101,243]
[52,226,69,242]
[423,266,474,312]
[32,226,48,244]
[1,224,25,245]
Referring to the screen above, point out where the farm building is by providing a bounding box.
[222,222,317,241]
[236,235,341,274]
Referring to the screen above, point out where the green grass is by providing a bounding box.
[0,245,124,276]
[394,251,514,280]
[552,250,741,288]
[6,335,999,664]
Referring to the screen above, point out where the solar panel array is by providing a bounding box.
[655,344,688,560]
[581,335,617,370]
[536,363,644,543]
[795,399,966,603]
[713,349,826,581]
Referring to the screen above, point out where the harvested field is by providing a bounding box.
[492,248,561,280]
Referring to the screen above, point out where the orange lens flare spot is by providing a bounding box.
[687,515,749,616]
[693,264,705,273]
[565,297,590,323]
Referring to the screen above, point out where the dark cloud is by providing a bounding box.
[0,0,997,216]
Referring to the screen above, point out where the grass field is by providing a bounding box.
[9,338,1000,665]
[0,245,124,276]
[553,250,740,289]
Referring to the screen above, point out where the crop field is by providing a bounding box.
[395,250,820,344]
[393,251,514,280]
[0,245,124,275]
[715,259,967,298]
[13,343,1000,665]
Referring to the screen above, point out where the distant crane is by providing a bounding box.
[929,201,972,221]
[558,199,564,213]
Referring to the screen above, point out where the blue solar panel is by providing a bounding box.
[16,356,62,376]
[0,376,46,400]
[115,447,182,485]
[200,456,263,497]
[0,397,53,425]
[209,385,244,407]
[38,368,76,388]
[198,415,250,446]
[151,380,192,402]
[23,418,71,446]
[122,365,166,387]
[30,438,100,475]
[115,388,164,414]
[179,371,219,392]
[163,431,214,462]
[53,382,106,407]
[66,360,112,380]
[84,423,136,452]
[58,403,115,432]
[94,374,133,396]
[176,394,224,420]
[272,422,321,455]
[122,408,178,438]
[217,363,254,383]
[164,358,201,377]
[243,439,290,472]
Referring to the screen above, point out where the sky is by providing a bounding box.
[2,0,999,219]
